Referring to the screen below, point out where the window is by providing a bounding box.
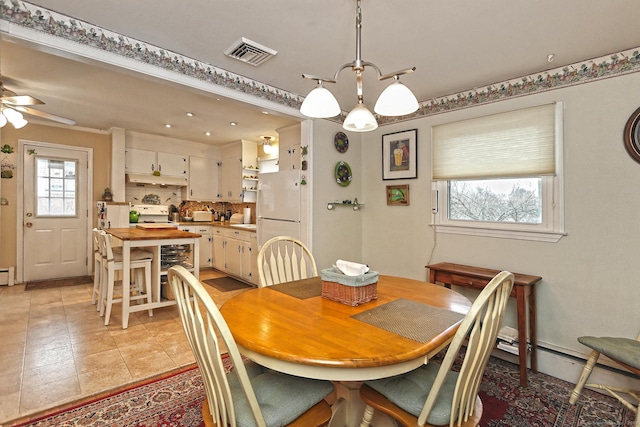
[431,103,564,242]
[36,157,77,216]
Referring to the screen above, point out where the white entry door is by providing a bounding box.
[22,143,89,282]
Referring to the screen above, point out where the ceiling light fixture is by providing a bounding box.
[186,112,194,117]
[300,0,419,132]
[262,136,273,154]
[0,107,28,129]
[230,122,237,126]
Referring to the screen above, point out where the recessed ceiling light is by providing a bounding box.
[165,124,172,128]
[186,112,194,117]
[205,131,211,136]
[262,111,269,115]
[230,122,237,126]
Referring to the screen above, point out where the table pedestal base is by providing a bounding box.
[329,382,396,427]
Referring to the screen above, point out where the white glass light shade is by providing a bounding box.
[374,80,419,116]
[300,84,341,118]
[11,116,28,129]
[263,142,272,154]
[343,102,378,132]
[2,107,23,122]
[0,112,6,127]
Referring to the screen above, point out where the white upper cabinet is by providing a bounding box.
[219,140,258,202]
[125,148,187,177]
[219,143,243,202]
[184,156,219,201]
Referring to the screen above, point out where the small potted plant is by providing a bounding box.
[102,187,113,201]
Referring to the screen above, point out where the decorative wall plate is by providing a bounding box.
[334,132,349,153]
[334,161,352,186]
[623,106,640,164]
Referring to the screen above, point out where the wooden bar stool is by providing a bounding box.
[91,228,103,311]
[97,231,154,327]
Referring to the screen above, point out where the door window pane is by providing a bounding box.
[36,158,77,217]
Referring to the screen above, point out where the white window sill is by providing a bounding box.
[432,224,566,243]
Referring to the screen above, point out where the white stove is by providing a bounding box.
[131,204,171,223]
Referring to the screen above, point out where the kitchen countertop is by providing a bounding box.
[176,220,257,232]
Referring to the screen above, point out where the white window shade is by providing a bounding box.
[432,103,557,180]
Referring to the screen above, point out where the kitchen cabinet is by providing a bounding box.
[220,140,258,202]
[125,148,187,177]
[178,224,212,267]
[219,143,243,201]
[212,229,226,271]
[211,226,257,285]
[276,124,301,171]
[241,234,258,283]
[184,156,219,201]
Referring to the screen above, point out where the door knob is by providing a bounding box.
[26,212,33,217]
[25,222,33,227]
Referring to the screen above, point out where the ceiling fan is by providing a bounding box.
[1,83,75,128]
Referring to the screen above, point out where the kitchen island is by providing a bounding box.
[105,227,201,329]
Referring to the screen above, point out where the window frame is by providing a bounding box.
[431,103,565,243]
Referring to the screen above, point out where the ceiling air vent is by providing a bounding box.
[224,37,277,66]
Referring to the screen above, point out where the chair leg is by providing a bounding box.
[98,263,107,317]
[359,404,374,427]
[91,259,100,307]
[570,350,600,404]
[144,262,153,317]
[103,267,116,326]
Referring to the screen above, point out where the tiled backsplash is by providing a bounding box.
[124,184,256,223]
[181,201,256,223]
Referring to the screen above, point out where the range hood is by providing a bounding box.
[126,173,187,187]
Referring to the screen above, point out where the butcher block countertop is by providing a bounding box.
[105,227,202,240]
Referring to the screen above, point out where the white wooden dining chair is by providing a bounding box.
[257,236,318,287]
[358,271,515,427]
[97,231,154,327]
[569,332,640,426]
[167,265,334,427]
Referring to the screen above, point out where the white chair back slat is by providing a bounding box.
[257,236,318,287]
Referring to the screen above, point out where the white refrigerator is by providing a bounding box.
[257,169,301,247]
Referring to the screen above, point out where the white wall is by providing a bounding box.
[311,119,364,270]
[356,71,640,365]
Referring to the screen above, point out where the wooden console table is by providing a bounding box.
[426,262,542,386]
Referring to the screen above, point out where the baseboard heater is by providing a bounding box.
[0,267,15,286]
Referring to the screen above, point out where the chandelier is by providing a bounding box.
[300,0,418,132]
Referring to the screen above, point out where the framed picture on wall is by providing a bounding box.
[386,184,410,206]
[382,129,417,180]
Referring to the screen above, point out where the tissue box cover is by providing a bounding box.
[320,267,378,306]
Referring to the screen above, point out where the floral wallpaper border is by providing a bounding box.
[2,0,640,126]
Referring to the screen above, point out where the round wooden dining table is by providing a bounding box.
[220,275,472,382]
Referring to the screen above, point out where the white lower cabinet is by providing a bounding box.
[211,226,257,285]
[179,224,212,268]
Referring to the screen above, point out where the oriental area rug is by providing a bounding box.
[4,356,635,427]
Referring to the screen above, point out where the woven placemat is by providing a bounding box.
[270,277,322,299]
[352,298,465,343]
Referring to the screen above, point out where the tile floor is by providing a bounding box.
[0,268,248,424]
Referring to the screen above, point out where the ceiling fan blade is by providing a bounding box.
[1,95,44,106]
[14,106,76,125]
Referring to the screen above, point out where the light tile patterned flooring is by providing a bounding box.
[0,268,247,424]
